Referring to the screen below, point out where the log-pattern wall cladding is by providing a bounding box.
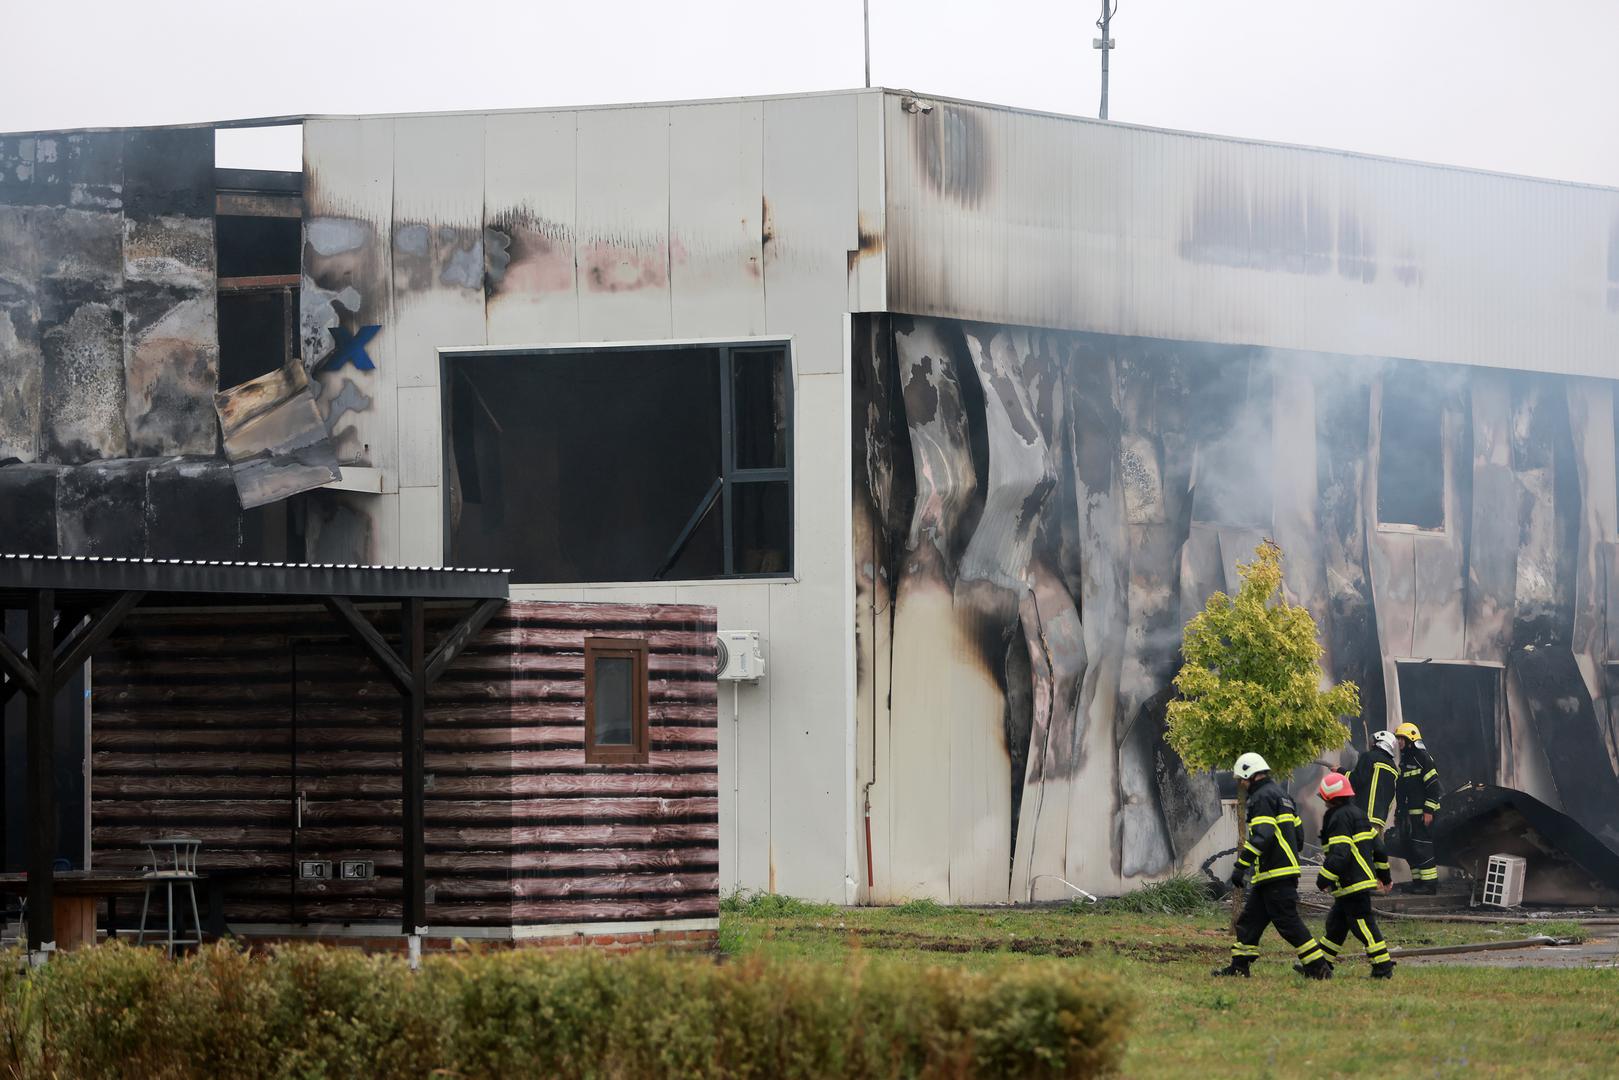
[90,600,718,929]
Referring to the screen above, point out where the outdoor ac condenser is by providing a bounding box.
[716,631,765,682]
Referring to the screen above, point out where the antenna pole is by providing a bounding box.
[863,0,872,88]
[1093,1,1116,120]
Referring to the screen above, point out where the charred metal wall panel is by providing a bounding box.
[855,314,1619,902]
[0,129,217,466]
[882,94,1619,380]
[90,602,719,928]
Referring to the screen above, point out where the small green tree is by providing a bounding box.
[1166,540,1359,924]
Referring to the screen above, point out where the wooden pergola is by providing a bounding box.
[0,553,507,957]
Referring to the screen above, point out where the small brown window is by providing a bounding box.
[584,637,649,764]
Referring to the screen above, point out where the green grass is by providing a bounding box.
[722,899,1619,1078]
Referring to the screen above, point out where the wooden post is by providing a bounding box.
[401,598,427,935]
[26,589,55,955]
[1230,777,1249,937]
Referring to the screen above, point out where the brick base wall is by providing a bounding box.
[234,925,719,956]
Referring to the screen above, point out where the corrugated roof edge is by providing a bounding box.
[0,552,512,574]
[5,85,1612,194]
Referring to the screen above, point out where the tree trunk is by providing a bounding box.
[1230,778,1249,937]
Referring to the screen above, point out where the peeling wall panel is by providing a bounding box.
[214,363,340,509]
[483,111,580,346]
[575,107,672,342]
[762,95,858,375]
[883,93,1619,380]
[668,102,765,339]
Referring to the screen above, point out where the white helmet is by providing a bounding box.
[1371,730,1397,755]
[1233,752,1270,780]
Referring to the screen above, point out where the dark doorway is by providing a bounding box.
[1395,661,1502,790]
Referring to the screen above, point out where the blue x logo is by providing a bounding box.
[323,324,381,373]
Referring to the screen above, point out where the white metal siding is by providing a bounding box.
[884,94,1619,378]
[303,95,880,902]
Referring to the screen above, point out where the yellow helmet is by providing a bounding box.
[1395,721,1422,742]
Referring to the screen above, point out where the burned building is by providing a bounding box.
[2,90,1618,909]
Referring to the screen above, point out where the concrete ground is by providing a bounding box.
[1397,932,1619,968]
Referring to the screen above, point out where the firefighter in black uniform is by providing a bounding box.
[1212,752,1333,980]
[1348,728,1399,833]
[1313,770,1396,978]
[1394,721,1442,893]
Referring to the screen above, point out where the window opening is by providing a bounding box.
[1394,661,1500,788]
[444,343,791,583]
[585,637,649,764]
[214,169,302,390]
[1377,370,1445,530]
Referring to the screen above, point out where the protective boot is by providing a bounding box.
[1210,958,1251,978]
[1298,958,1333,980]
[1412,881,1438,896]
[1370,961,1396,979]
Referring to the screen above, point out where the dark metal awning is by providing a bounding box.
[0,552,508,604]
[0,553,510,958]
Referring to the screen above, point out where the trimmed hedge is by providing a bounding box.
[0,943,1131,1079]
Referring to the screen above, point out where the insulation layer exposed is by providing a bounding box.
[855,315,1619,902]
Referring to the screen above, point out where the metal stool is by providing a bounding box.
[137,838,203,956]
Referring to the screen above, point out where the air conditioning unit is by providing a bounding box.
[1480,854,1526,908]
[716,631,765,682]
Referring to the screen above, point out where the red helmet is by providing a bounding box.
[1317,771,1355,802]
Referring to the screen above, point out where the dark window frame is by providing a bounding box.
[439,339,795,583]
[583,636,650,765]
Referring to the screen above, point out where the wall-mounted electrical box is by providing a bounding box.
[716,631,765,682]
[340,859,374,881]
[299,860,332,880]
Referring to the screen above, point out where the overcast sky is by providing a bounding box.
[4,0,1617,185]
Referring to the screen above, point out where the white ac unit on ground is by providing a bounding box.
[1480,854,1527,908]
[716,630,765,682]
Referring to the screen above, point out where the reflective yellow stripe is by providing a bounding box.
[1357,919,1387,953]
[1333,878,1378,896]
[1275,829,1299,869]
[1249,815,1278,827]
[1425,801,1441,811]
[1423,769,1438,781]
[1250,865,1302,883]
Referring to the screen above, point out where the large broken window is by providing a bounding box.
[1377,370,1445,530]
[445,343,792,583]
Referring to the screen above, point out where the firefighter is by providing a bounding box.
[1313,771,1396,979]
[1394,721,1443,894]
[1212,752,1333,980]
[1349,729,1398,832]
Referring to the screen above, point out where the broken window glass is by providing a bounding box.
[1377,371,1445,530]
[445,343,792,583]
